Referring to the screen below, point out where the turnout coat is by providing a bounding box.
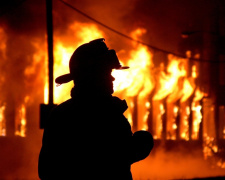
[39,94,134,179]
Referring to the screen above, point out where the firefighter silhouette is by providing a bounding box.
[38,38,154,180]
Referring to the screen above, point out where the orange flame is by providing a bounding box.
[113,28,154,97]
[112,28,154,130]
[191,88,204,140]
[0,104,6,136]
[154,55,187,101]
[15,104,26,137]
[15,96,29,137]
[41,22,204,138]
[44,22,105,104]
[0,28,6,59]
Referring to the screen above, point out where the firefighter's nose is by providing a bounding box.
[111,75,115,81]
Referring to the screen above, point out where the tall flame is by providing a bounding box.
[41,21,204,139]
[153,55,187,101]
[113,44,154,96]
[112,28,154,130]
[113,28,154,97]
[44,22,105,104]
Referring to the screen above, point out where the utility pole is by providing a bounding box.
[40,0,56,129]
[46,0,54,105]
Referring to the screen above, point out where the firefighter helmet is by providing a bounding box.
[55,38,128,84]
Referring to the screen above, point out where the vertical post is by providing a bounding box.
[40,0,56,129]
[162,98,167,140]
[46,0,54,105]
[202,1,220,141]
[199,99,203,142]
[148,91,155,135]
[5,100,15,136]
[175,100,180,140]
[132,95,138,132]
[189,99,193,141]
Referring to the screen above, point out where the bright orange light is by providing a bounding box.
[44,22,105,104]
[153,55,186,101]
[0,104,6,136]
[113,44,154,97]
[41,22,204,138]
[112,28,154,130]
[181,78,195,102]
[15,103,27,137]
[0,28,6,59]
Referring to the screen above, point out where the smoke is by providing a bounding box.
[0,1,46,179]
[131,144,225,180]
[0,0,46,103]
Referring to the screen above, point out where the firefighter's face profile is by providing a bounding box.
[89,68,115,95]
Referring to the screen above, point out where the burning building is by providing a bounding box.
[0,0,225,179]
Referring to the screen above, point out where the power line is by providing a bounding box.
[59,0,224,63]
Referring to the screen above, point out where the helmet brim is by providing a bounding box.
[117,66,129,70]
[55,74,73,84]
[55,65,129,85]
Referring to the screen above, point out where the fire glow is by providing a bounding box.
[39,22,223,163]
[46,22,204,142]
[1,19,225,179]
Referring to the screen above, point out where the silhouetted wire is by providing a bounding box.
[59,0,224,63]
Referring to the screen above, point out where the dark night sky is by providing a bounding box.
[1,0,224,54]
